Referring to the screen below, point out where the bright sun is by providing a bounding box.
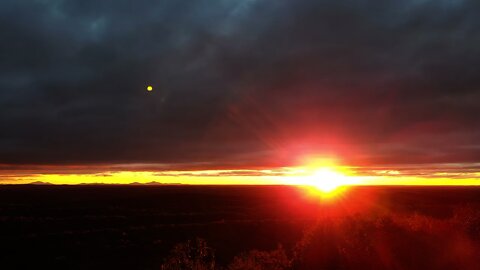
[296,157,350,191]
[284,157,360,199]
[310,167,347,192]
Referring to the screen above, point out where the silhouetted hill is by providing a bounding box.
[26,181,53,185]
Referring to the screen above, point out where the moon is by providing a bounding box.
[146,85,153,92]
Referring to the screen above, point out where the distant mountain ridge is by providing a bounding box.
[129,181,182,185]
[26,181,54,185]
[12,181,182,186]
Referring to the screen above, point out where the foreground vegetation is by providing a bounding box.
[161,205,480,270]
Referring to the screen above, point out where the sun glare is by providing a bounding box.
[289,157,360,200]
[299,166,354,201]
[311,168,347,192]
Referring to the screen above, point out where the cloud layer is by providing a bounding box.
[2,0,480,169]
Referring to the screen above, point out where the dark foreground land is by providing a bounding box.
[1,185,480,270]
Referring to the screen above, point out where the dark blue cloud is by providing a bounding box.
[1,0,480,167]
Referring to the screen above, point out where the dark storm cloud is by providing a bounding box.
[1,0,480,169]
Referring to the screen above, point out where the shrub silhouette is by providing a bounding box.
[227,245,291,270]
[161,238,216,270]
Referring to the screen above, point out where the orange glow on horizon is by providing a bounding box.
[1,157,480,186]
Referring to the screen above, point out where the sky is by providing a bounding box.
[1,0,480,184]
